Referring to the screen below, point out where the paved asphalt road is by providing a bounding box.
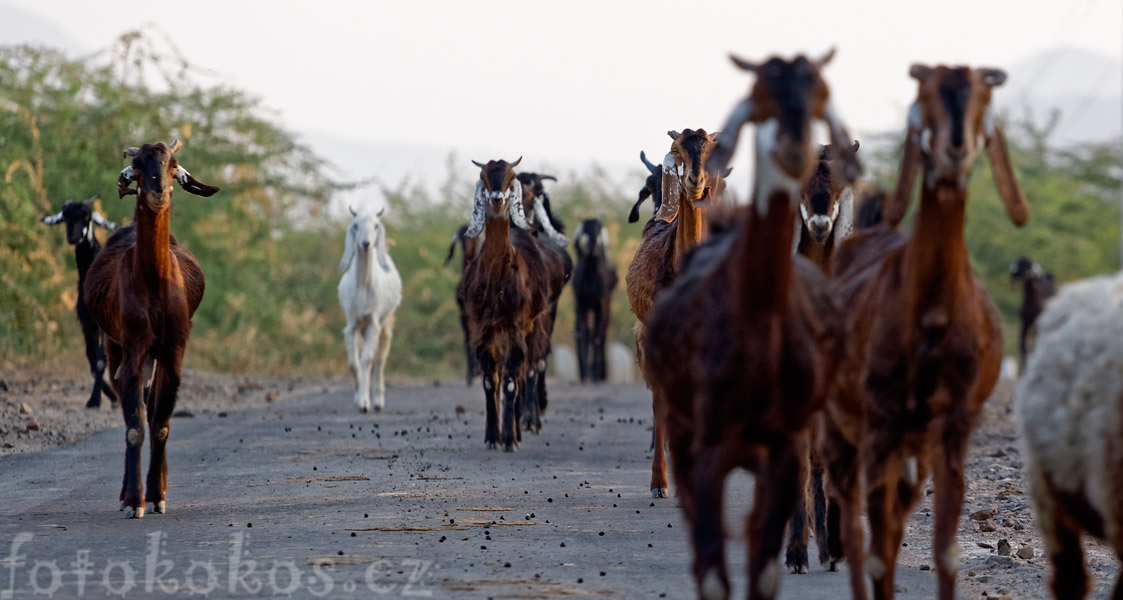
[0,381,938,599]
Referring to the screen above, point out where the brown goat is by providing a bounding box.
[84,137,219,518]
[625,128,722,498]
[645,50,859,600]
[825,64,1028,600]
[785,140,861,575]
[457,158,562,451]
[445,224,482,385]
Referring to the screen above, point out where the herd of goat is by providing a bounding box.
[35,50,1120,599]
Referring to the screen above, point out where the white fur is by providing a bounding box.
[834,187,855,241]
[531,198,567,246]
[338,209,403,412]
[752,119,803,216]
[1018,271,1123,554]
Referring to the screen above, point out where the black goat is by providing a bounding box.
[628,151,662,223]
[571,219,617,383]
[41,196,119,408]
[1009,256,1056,367]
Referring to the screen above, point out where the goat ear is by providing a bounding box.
[338,223,356,272]
[629,188,651,223]
[909,63,933,82]
[729,54,759,72]
[41,210,65,225]
[984,117,1029,227]
[174,166,221,197]
[655,153,680,224]
[834,187,856,242]
[91,211,118,231]
[887,105,923,226]
[666,130,679,141]
[117,166,137,199]
[375,226,392,272]
[979,68,1007,88]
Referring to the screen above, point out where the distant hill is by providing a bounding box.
[1001,46,1122,146]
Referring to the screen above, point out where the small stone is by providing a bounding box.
[970,508,998,521]
[1016,546,1034,560]
[979,521,997,532]
[986,556,1015,568]
[997,539,1011,556]
[25,421,40,432]
[1003,518,1015,528]
[977,542,993,549]
[919,564,931,571]
[18,403,32,415]
[977,576,989,583]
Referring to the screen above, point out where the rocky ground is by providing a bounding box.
[0,370,1118,599]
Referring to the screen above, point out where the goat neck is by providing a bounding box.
[903,179,971,323]
[481,212,515,279]
[674,199,705,268]
[132,200,175,291]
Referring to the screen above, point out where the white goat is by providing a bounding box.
[1018,271,1123,599]
[338,206,402,412]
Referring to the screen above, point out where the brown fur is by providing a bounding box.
[84,140,218,518]
[624,128,717,497]
[446,224,482,385]
[645,51,858,600]
[823,64,1027,600]
[457,160,564,451]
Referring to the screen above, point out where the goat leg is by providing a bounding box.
[784,440,812,574]
[650,387,670,498]
[687,447,730,600]
[931,422,968,600]
[747,437,804,600]
[117,365,146,518]
[145,359,180,515]
[500,375,518,452]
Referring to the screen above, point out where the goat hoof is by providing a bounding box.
[651,487,669,499]
[124,505,145,519]
[700,568,728,600]
[503,442,517,453]
[828,560,839,572]
[786,546,809,574]
[149,501,166,514]
[486,441,498,450]
[118,501,125,511]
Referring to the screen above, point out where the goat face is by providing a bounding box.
[907,65,1005,184]
[340,207,392,272]
[465,158,528,238]
[42,196,117,244]
[666,129,718,201]
[573,219,609,260]
[118,138,220,210]
[1009,256,1045,282]
[799,141,859,243]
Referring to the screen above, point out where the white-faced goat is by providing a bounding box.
[571,219,617,383]
[41,196,119,408]
[1018,272,1123,599]
[338,206,402,413]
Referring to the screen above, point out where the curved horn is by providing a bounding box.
[82,195,98,205]
[471,160,486,168]
[532,197,568,246]
[464,180,487,238]
[909,63,933,82]
[91,211,118,231]
[666,130,679,141]
[705,98,754,174]
[117,165,137,198]
[979,68,1007,88]
[377,206,385,217]
[509,156,522,168]
[349,205,358,216]
[122,147,140,158]
[538,175,556,182]
[640,150,658,173]
[814,47,837,69]
[167,137,183,154]
[41,209,65,225]
[507,180,529,229]
[729,54,759,72]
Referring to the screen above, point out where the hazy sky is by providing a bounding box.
[2,0,1121,177]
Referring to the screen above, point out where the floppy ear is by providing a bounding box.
[654,153,681,223]
[629,187,651,223]
[118,166,137,198]
[91,211,118,231]
[834,187,855,242]
[887,103,923,226]
[375,226,392,272]
[174,166,220,197]
[338,223,356,272]
[984,116,1029,226]
[41,210,65,225]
